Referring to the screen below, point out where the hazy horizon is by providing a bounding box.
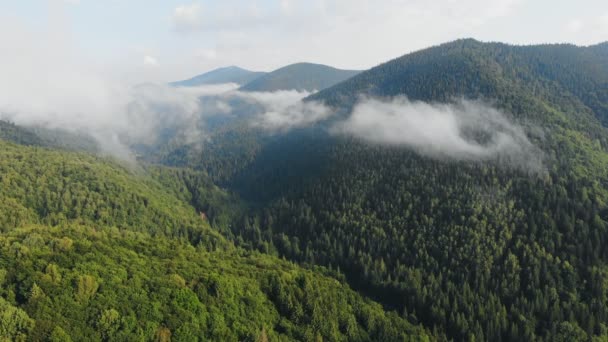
[2,0,606,85]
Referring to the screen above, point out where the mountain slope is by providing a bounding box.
[310,39,608,126]
[0,139,225,248]
[170,66,266,87]
[0,138,431,341]
[0,120,45,146]
[239,63,361,92]
[591,41,608,55]
[171,40,608,341]
[0,224,432,341]
[0,120,99,152]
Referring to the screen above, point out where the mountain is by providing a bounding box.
[157,39,608,341]
[591,41,608,55]
[239,62,361,92]
[0,120,45,146]
[6,38,608,341]
[310,38,608,125]
[170,66,266,87]
[0,137,431,341]
[0,119,100,152]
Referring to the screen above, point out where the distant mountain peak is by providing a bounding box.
[218,65,248,71]
[239,62,361,92]
[170,66,266,87]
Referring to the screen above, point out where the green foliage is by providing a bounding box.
[0,120,99,152]
[310,39,608,127]
[161,40,608,341]
[0,224,430,341]
[0,297,34,342]
[145,165,247,232]
[0,140,226,249]
[0,120,45,146]
[49,326,72,342]
[4,39,608,341]
[75,275,99,303]
[0,138,430,341]
[152,122,269,185]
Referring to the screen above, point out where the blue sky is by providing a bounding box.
[2,0,607,83]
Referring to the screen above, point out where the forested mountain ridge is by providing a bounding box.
[309,39,608,126]
[0,137,432,341]
[0,224,431,341]
[4,38,608,341]
[0,120,46,146]
[170,66,266,87]
[162,40,608,341]
[0,120,99,153]
[239,63,361,92]
[163,40,608,190]
[0,138,226,248]
[590,41,608,56]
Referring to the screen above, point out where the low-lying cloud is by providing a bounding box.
[0,15,543,172]
[125,83,238,145]
[333,97,544,171]
[0,16,323,158]
[234,90,332,131]
[230,93,543,171]
[0,15,240,162]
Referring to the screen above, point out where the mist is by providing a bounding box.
[333,97,544,172]
[0,14,542,172]
[235,90,332,131]
[227,92,543,171]
[0,15,239,162]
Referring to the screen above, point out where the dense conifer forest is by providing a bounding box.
[150,40,608,341]
[2,39,608,341]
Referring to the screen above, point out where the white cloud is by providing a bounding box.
[171,3,202,32]
[143,55,159,66]
[166,0,526,70]
[0,12,543,172]
[213,90,544,171]
[566,19,583,33]
[218,88,543,171]
[333,97,543,171]
[0,16,238,162]
[7,0,605,87]
[235,90,332,131]
[171,2,268,33]
[598,12,608,35]
[280,0,292,13]
[563,12,608,45]
[125,83,236,146]
[194,48,218,60]
[58,0,601,85]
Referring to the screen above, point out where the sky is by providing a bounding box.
[2,0,607,84]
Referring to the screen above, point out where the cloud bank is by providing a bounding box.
[221,90,542,171]
[0,14,542,172]
[333,97,543,171]
[234,90,332,131]
[237,93,543,171]
[0,16,238,162]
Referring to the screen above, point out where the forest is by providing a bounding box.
[150,40,608,341]
[0,138,430,341]
[2,39,608,341]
